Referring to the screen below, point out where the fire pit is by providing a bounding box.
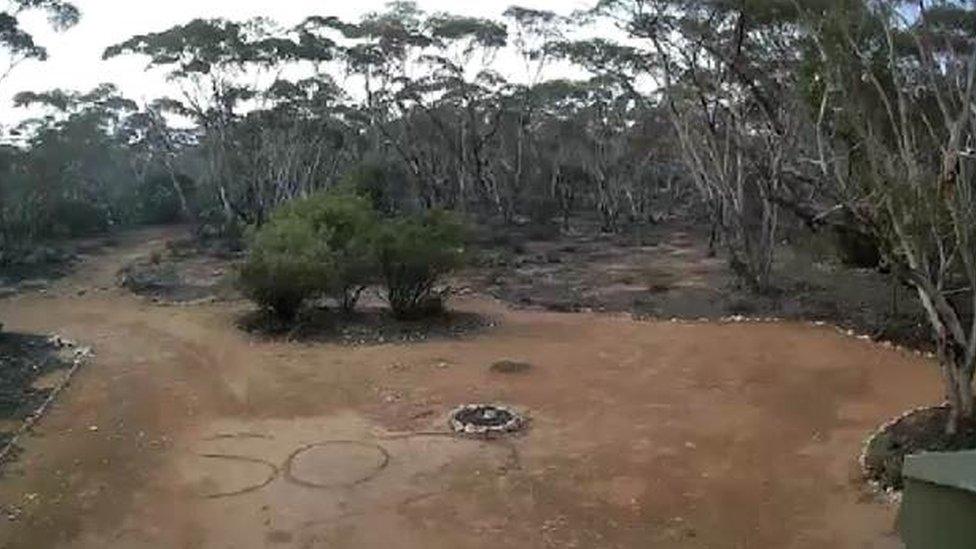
[449,404,524,436]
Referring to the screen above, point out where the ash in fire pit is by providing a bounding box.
[449,404,524,436]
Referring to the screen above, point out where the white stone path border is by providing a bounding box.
[0,334,93,466]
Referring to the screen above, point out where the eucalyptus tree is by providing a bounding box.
[231,75,360,222]
[121,100,198,219]
[0,0,80,266]
[595,0,810,290]
[0,0,79,87]
[300,1,431,156]
[798,1,976,433]
[5,84,137,241]
[545,38,664,231]
[492,7,567,221]
[410,13,508,210]
[104,18,325,225]
[303,4,512,212]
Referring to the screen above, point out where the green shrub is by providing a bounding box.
[238,217,335,321]
[376,209,467,319]
[340,158,412,215]
[274,190,379,312]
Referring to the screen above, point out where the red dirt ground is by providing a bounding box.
[0,227,940,548]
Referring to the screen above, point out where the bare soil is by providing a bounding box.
[0,225,944,548]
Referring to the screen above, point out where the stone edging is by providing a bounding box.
[449,404,525,436]
[856,403,950,504]
[645,313,938,361]
[0,335,94,465]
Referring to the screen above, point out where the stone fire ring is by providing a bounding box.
[449,404,525,436]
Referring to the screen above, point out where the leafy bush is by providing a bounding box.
[376,209,467,319]
[274,191,379,312]
[238,217,335,321]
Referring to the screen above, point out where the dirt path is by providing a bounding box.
[0,227,939,548]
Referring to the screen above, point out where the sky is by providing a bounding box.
[1,0,597,125]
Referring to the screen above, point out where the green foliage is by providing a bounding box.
[340,158,411,215]
[102,18,313,79]
[238,216,335,321]
[0,84,138,249]
[0,1,79,64]
[273,190,379,312]
[376,209,467,319]
[240,188,466,322]
[137,173,194,225]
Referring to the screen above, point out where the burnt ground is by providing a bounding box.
[0,333,75,449]
[0,235,117,297]
[465,219,931,350]
[237,305,494,346]
[117,235,242,303]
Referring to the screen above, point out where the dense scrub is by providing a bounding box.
[238,190,466,322]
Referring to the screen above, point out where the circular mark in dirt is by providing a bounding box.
[192,454,279,499]
[285,441,390,489]
[449,404,525,436]
[489,360,533,374]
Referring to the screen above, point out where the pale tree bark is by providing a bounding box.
[806,4,976,433]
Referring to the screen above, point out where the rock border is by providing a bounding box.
[448,403,526,436]
[857,402,950,504]
[635,313,938,361]
[0,334,94,466]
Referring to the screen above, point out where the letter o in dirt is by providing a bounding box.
[284,440,390,489]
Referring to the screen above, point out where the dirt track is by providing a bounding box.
[0,227,940,548]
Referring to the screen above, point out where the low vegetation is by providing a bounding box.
[376,210,467,319]
[239,213,336,321]
[238,190,466,322]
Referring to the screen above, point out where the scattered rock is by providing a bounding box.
[47,334,76,348]
[489,360,533,374]
[17,279,48,292]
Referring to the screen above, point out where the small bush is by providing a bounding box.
[238,217,335,321]
[274,191,378,312]
[377,209,467,319]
